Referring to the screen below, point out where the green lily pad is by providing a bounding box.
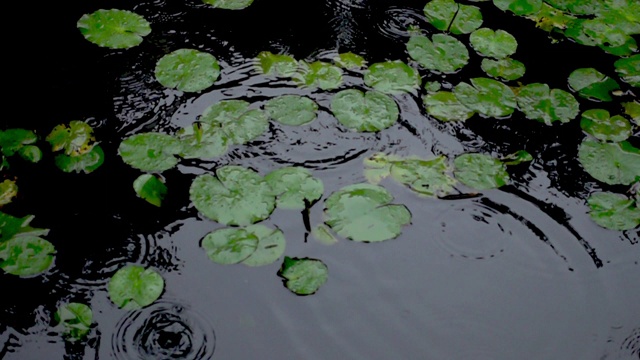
[133,174,167,207]
[0,212,49,243]
[568,68,620,102]
[265,95,318,126]
[501,150,534,165]
[118,133,181,172]
[77,9,151,49]
[255,51,299,78]
[323,183,411,242]
[453,77,517,118]
[578,140,640,185]
[278,256,328,296]
[189,166,276,226]
[614,54,640,88]
[481,58,526,81]
[493,0,542,15]
[295,61,343,90]
[0,180,18,207]
[331,89,399,132]
[516,83,580,125]
[241,225,286,267]
[424,91,475,122]
[363,61,421,94]
[265,167,324,209]
[580,109,632,142]
[622,101,640,125]
[202,0,253,10]
[423,0,483,35]
[47,121,95,156]
[469,28,518,59]
[453,153,509,190]
[54,145,104,174]
[17,146,42,163]
[176,122,228,159]
[544,0,603,15]
[333,52,366,69]
[54,303,93,340]
[564,18,637,55]
[199,100,268,145]
[389,156,457,197]
[154,49,221,93]
[0,129,38,157]
[0,236,55,276]
[527,3,577,32]
[407,34,470,74]
[108,265,164,310]
[587,192,640,231]
[362,152,398,184]
[424,81,442,93]
[201,227,259,265]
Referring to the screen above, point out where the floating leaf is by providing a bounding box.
[423,0,483,35]
[17,146,42,163]
[255,51,298,77]
[481,58,526,81]
[516,83,580,125]
[580,109,632,142]
[77,9,151,49]
[54,145,104,174]
[154,49,220,92]
[453,77,517,118]
[0,129,38,157]
[493,0,542,15]
[133,174,167,207]
[526,3,577,32]
[47,121,95,156]
[362,153,397,184]
[587,192,640,231]
[389,156,457,197]
[54,303,93,340]
[295,61,343,90]
[501,150,533,165]
[176,122,228,159]
[469,28,518,59]
[324,183,411,242]
[564,18,637,56]
[614,54,640,88]
[202,0,253,10]
[363,61,421,94]
[265,167,323,209]
[578,140,640,185]
[424,81,442,93]
[0,236,55,276]
[108,265,164,310]
[0,180,18,207]
[241,225,286,266]
[201,228,259,265]
[407,34,469,74]
[333,52,366,69]
[424,91,475,122]
[568,68,620,102]
[189,166,275,226]
[331,89,399,132]
[311,224,338,245]
[264,95,318,126]
[118,133,181,172]
[453,153,509,189]
[544,0,603,15]
[278,256,328,296]
[622,101,640,125]
[0,212,49,243]
[199,100,268,145]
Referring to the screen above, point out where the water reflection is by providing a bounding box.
[375,6,429,40]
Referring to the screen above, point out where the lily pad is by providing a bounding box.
[544,0,603,15]
[516,83,580,125]
[580,109,632,142]
[108,265,164,310]
[0,129,38,157]
[201,228,259,265]
[568,68,620,102]
[424,91,475,122]
[0,236,55,276]
[118,133,181,172]
[295,61,343,90]
[54,303,93,340]
[133,174,167,207]
[614,54,640,88]
[493,0,542,15]
[453,153,509,190]
[323,183,411,242]
[622,101,640,125]
[311,224,338,245]
[453,77,517,118]
[202,0,254,10]
[334,52,366,69]
[501,150,534,165]
[424,81,442,93]
[527,3,577,32]
[0,180,18,207]
[255,51,298,78]
[199,100,268,145]
[481,58,526,81]
[587,192,640,231]
[154,49,221,92]
[17,146,42,163]
[241,225,286,267]
[265,95,318,126]
[389,156,457,197]
[189,166,276,226]
[77,9,151,49]
[363,61,421,94]
[0,212,49,243]
[469,28,518,59]
[578,140,640,185]
[407,34,470,74]
[47,121,95,156]
[176,122,228,159]
[423,0,483,35]
[265,167,324,209]
[54,145,104,174]
[277,256,328,296]
[331,89,399,132]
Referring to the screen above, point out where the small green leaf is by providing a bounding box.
[202,0,253,9]
[199,100,268,145]
[46,121,95,156]
[176,122,228,159]
[363,61,421,94]
[423,0,483,35]
[265,167,324,209]
[0,129,38,157]
[580,109,632,142]
[407,34,469,74]
[201,228,259,265]
[54,145,104,174]
[424,81,442,93]
[470,28,518,59]
[331,89,399,132]
[493,0,542,15]
[0,180,18,207]
[424,91,475,122]
[568,68,620,102]
[501,150,533,165]
[0,212,49,243]
[133,174,167,207]
[453,77,517,118]
[255,52,299,78]
[578,140,640,185]
[614,54,640,88]
[241,225,286,266]
[453,153,509,189]
[389,156,457,197]
[118,133,181,172]
[481,58,526,81]
[0,236,55,276]
[265,95,318,126]
[77,9,151,49]
[17,146,42,163]
[516,83,580,125]
[295,61,343,90]
[154,49,221,92]
[54,303,93,340]
[108,265,164,310]
[278,256,328,296]
[333,52,366,69]
[587,192,640,231]
[622,101,640,125]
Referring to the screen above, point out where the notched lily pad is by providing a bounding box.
[47,121,96,156]
[0,129,39,160]
[176,122,228,159]
[614,54,640,88]
[278,256,328,296]
[481,58,526,81]
[54,303,93,340]
[0,235,55,276]
[241,225,286,267]
[363,61,421,94]
[587,192,640,231]
[118,133,181,172]
[133,174,167,207]
[388,156,458,197]
[331,89,399,132]
[265,95,318,126]
[516,83,580,125]
[255,51,298,78]
[199,100,268,145]
[424,91,475,122]
[0,180,18,207]
[55,145,104,174]
[578,140,640,185]
[77,9,151,49]
[0,212,49,243]
[295,61,343,90]
[622,101,640,125]
[469,28,518,59]
[423,0,483,35]
[265,167,324,209]
[493,0,542,15]
[334,52,366,69]
[201,227,259,265]
[568,68,620,102]
[580,109,632,142]
[407,34,470,74]
[453,77,517,118]
[453,153,510,190]
[155,49,221,92]
[202,0,254,10]
[108,264,164,310]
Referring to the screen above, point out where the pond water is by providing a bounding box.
[1,0,639,359]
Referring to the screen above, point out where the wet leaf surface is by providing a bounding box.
[331,89,399,132]
[407,34,470,74]
[77,9,151,49]
[0,236,55,277]
[278,257,328,296]
[578,140,640,185]
[580,109,632,142]
[108,265,164,310]
[154,49,221,92]
[265,167,324,209]
[453,153,510,190]
[587,192,640,231]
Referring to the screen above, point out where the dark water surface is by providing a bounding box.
[2,0,639,359]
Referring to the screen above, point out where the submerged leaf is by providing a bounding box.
[265,95,318,126]
[0,236,55,276]
[331,89,399,132]
[202,0,254,10]
[481,58,526,81]
[578,141,640,185]
[334,52,366,69]
[614,54,640,88]
[278,256,328,296]
[568,68,620,102]
[133,174,167,207]
[424,91,475,122]
[118,133,181,172]
[311,224,338,245]
[154,49,220,92]
[389,156,457,197]
[54,303,93,340]
[199,100,268,145]
[77,9,151,49]
[587,192,640,231]
[453,77,517,118]
[108,265,164,310]
[516,83,580,124]
[201,228,259,265]
[265,167,324,209]
[363,61,421,94]
[407,34,470,74]
[580,109,632,142]
[453,153,509,190]
[469,28,518,59]
[423,0,483,35]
